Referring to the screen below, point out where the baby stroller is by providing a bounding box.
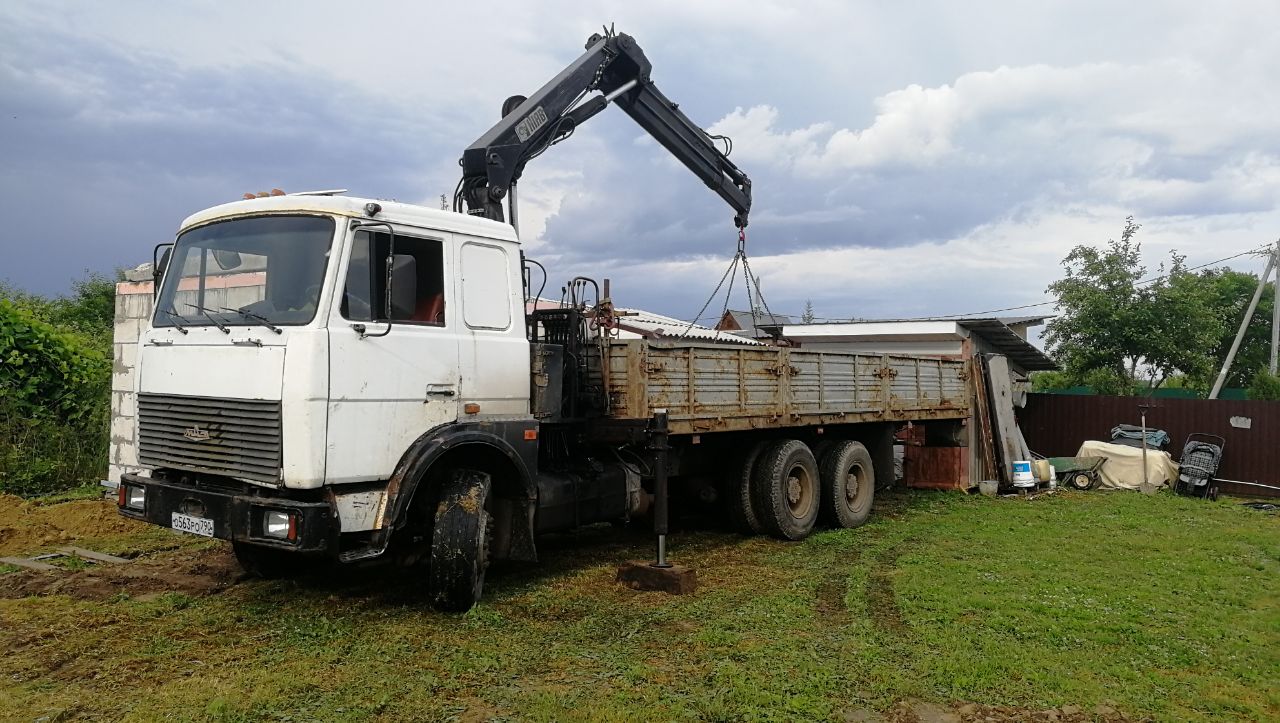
[1174,433,1224,499]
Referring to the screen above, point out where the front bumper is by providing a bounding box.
[117,473,335,553]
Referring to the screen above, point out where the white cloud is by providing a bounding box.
[4,0,1280,330]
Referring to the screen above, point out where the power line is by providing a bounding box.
[751,242,1276,325]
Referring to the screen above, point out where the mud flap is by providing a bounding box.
[429,468,492,612]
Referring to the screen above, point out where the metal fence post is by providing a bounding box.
[650,409,671,568]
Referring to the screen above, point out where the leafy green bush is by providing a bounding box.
[0,300,111,496]
[1249,368,1280,401]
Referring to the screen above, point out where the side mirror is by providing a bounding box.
[356,223,397,338]
[212,249,242,270]
[152,244,173,299]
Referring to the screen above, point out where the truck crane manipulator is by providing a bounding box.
[457,26,751,232]
[115,28,969,611]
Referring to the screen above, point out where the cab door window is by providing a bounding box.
[341,230,446,325]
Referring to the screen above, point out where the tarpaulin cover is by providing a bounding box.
[1076,440,1179,491]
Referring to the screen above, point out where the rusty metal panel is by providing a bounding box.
[791,351,881,414]
[598,340,970,434]
[1020,394,1280,498]
[905,446,971,491]
[887,355,968,411]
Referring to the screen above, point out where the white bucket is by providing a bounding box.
[1012,460,1036,487]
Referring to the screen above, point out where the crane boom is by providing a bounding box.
[458,28,752,229]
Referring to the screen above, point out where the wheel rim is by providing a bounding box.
[844,463,863,505]
[786,463,816,519]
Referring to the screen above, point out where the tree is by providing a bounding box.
[1193,268,1274,390]
[801,299,816,323]
[1030,370,1073,391]
[1043,218,1223,394]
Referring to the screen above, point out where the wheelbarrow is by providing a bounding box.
[1046,456,1107,491]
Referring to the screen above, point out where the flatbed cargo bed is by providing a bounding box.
[593,340,970,436]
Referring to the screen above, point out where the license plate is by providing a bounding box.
[171,512,215,537]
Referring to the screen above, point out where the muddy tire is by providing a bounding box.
[429,468,493,612]
[819,440,875,528]
[726,440,770,535]
[809,439,835,466]
[750,440,821,540]
[232,542,305,580]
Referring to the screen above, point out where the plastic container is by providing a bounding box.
[1032,459,1052,482]
[1012,460,1036,487]
[978,479,1000,497]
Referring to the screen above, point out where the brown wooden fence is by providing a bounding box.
[1019,394,1280,498]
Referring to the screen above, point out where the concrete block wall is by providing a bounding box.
[108,266,154,484]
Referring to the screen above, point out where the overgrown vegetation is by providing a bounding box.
[2,490,1276,721]
[1250,368,1280,401]
[0,273,116,496]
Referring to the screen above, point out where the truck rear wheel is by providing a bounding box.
[429,468,493,612]
[819,440,875,528]
[751,440,820,540]
[726,440,769,534]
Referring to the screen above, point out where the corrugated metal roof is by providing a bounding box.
[956,318,1057,371]
[778,316,1057,371]
[616,308,764,346]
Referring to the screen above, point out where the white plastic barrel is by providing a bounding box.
[1012,460,1036,487]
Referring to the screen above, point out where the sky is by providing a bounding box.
[3,1,1279,326]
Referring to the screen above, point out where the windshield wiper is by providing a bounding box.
[221,306,282,334]
[184,303,231,334]
[156,308,190,334]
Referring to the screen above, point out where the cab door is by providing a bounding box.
[325,225,460,483]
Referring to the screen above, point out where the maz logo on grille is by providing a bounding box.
[183,425,212,442]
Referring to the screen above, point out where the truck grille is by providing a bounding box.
[138,393,282,484]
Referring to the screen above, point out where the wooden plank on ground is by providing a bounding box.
[58,547,129,564]
[0,556,60,572]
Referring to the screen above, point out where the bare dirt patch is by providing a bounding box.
[879,699,1141,723]
[0,546,244,600]
[0,493,146,556]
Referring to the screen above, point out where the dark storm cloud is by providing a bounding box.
[0,27,455,293]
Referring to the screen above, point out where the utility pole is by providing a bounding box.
[1272,237,1280,375]
[1138,403,1156,494]
[1210,245,1277,399]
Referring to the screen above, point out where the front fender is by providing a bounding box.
[338,419,540,564]
[384,419,538,529]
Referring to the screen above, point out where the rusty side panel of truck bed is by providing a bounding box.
[592,340,969,435]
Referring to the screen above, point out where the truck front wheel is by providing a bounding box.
[751,440,820,541]
[429,468,493,612]
[819,440,875,528]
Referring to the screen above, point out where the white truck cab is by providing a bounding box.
[140,194,530,488]
[120,194,552,608]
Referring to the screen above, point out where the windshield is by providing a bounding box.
[154,215,335,329]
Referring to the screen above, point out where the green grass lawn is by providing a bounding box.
[2,489,1277,721]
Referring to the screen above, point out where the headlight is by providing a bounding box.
[121,485,146,510]
[263,510,296,540]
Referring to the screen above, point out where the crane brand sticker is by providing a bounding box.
[514,106,549,142]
